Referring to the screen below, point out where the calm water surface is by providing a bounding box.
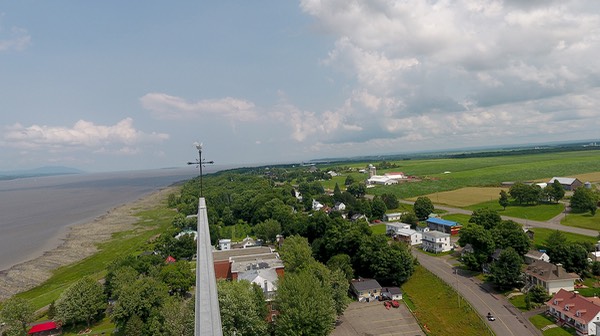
[0,167,217,271]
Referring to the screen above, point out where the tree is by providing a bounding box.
[528,285,550,305]
[509,183,542,205]
[327,254,354,281]
[278,235,315,272]
[380,193,399,210]
[0,297,34,336]
[56,276,107,327]
[253,219,281,243]
[111,276,169,328]
[161,297,195,336]
[400,212,419,226]
[370,197,387,221]
[218,280,269,336]
[545,230,569,264]
[458,223,495,271]
[499,190,509,210]
[357,235,415,285]
[274,269,336,336]
[547,179,565,203]
[123,315,144,336]
[413,197,434,220]
[491,220,531,256]
[489,247,523,290]
[160,261,195,295]
[333,183,342,202]
[344,175,355,186]
[570,187,598,215]
[346,182,366,198]
[469,208,502,230]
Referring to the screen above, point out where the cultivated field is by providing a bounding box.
[408,187,506,207]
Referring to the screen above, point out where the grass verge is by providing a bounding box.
[561,211,600,231]
[401,265,493,336]
[17,206,175,310]
[530,227,598,250]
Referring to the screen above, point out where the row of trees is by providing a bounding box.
[507,180,565,206]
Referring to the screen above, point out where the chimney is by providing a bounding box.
[264,280,269,294]
[556,263,562,277]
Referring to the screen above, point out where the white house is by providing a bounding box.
[333,202,346,212]
[524,260,579,294]
[422,231,452,253]
[382,287,403,300]
[219,239,231,250]
[547,289,600,336]
[395,228,422,246]
[385,222,411,235]
[384,213,404,221]
[312,199,324,211]
[524,250,550,264]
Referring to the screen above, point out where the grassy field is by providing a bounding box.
[464,200,565,221]
[441,213,471,224]
[361,150,600,199]
[401,266,493,336]
[530,228,598,250]
[529,314,573,336]
[370,223,387,235]
[561,211,600,231]
[17,206,174,309]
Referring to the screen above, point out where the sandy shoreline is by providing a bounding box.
[0,186,179,300]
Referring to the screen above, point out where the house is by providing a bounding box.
[219,239,231,250]
[382,287,403,300]
[165,255,176,263]
[231,236,261,249]
[384,212,404,222]
[312,199,324,211]
[350,278,382,302]
[385,222,411,235]
[175,229,197,241]
[394,228,422,246]
[422,231,452,253]
[426,217,461,235]
[213,246,285,322]
[524,250,550,264]
[461,243,474,257]
[333,202,346,212]
[524,260,579,294]
[548,177,584,191]
[351,213,367,222]
[546,289,600,336]
[327,170,339,177]
[27,321,61,336]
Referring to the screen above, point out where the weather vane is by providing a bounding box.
[187,142,214,197]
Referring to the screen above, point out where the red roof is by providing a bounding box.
[28,321,58,334]
[547,289,600,324]
[165,255,176,263]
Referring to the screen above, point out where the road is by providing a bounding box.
[414,251,542,336]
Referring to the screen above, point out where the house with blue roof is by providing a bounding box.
[426,217,461,235]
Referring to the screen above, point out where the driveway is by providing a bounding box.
[332,301,425,336]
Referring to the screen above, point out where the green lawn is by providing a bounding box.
[401,266,493,336]
[370,223,387,235]
[17,206,175,309]
[530,227,598,250]
[529,314,573,336]
[465,200,565,221]
[509,294,528,311]
[562,211,600,231]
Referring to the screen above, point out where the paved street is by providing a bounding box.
[414,251,541,336]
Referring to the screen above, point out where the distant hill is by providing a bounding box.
[0,166,85,180]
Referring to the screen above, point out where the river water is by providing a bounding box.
[0,167,219,271]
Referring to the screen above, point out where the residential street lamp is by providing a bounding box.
[187,142,214,197]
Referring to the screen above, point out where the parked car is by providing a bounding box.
[390,300,400,308]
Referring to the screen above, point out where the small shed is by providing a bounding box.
[28,321,61,335]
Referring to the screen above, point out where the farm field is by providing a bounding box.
[357,150,600,199]
[408,187,506,207]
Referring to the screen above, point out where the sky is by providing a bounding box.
[1,1,600,172]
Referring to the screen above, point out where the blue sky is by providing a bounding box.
[1,1,600,172]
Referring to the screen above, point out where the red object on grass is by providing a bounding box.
[28,321,58,334]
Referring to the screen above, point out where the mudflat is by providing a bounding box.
[0,186,178,300]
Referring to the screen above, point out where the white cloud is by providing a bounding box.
[0,21,31,52]
[2,118,168,154]
[140,93,258,122]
